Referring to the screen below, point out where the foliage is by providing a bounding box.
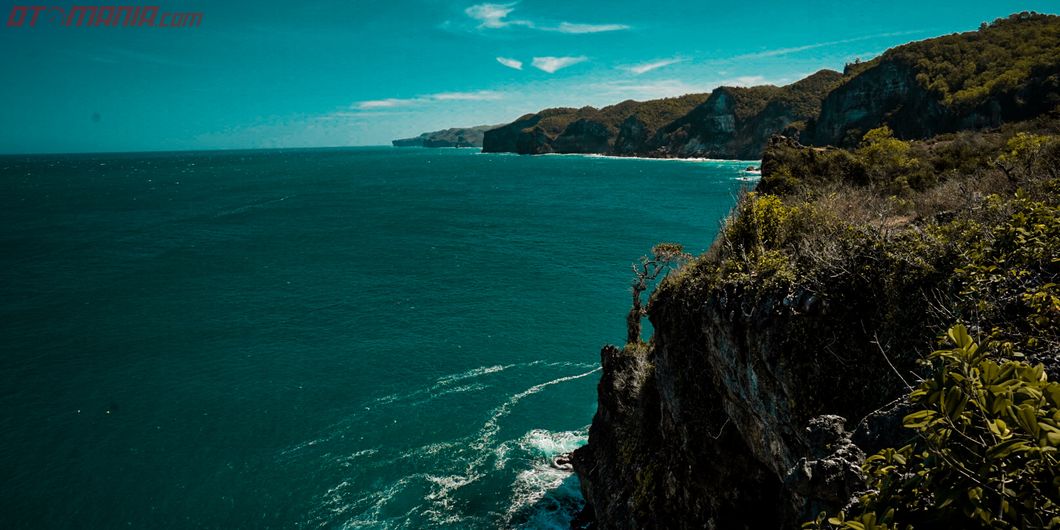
[805,325,1060,529]
[771,70,846,119]
[515,94,714,139]
[601,94,714,131]
[703,192,822,290]
[856,127,936,193]
[954,189,1060,361]
[881,12,1060,109]
[759,142,868,195]
[995,133,1060,183]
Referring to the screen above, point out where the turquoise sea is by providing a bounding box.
[0,147,751,528]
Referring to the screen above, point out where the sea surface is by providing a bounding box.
[0,147,753,529]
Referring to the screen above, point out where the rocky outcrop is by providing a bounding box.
[552,119,613,154]
[482,108,576,154]
[569,13,1060,530]
[810,14,1060,146]
[649,88,745,158]
[482,96,713,156]
[613,116,649,155]
[573,265,938,527]
[482,72,839,159]
[392,125,497,148]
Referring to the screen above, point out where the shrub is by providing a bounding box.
[805,324,1060,529]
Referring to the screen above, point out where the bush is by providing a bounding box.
[806,324,1060,529]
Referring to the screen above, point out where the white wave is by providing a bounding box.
[335,448,379,468]
[505,461,583,525]
[409,368,599,522]
[494,427,588,470]
[306,365,601,529]
[521,428,588,457]
[535,152,761,164]
[433,364,512,387]
[474,368,600,454]
[366,363,513,409]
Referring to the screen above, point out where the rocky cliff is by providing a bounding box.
[481,13,1059,160]
[482,95,711,155]
[570,14,1060,527]
[572,118,1060,527]
[572,270,931,528]
[392,125,497,148]
[481,74,838,159]
[810,12,1060,146]
[648,70,842,159]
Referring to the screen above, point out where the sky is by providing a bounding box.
[0,0,1056,154]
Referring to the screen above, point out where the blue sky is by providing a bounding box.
[0,0,1056,153]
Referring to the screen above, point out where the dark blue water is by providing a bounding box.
[0,147,751,528]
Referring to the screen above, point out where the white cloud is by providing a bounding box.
[431,90,503,101]
[357,98,416,110]
[463,3,629,34]
[496,56,523,70]
[622,58,686,75]
[531,56,587,74]
[465,2,530,29]
[354,91,504,110]
[587,74,776,101]
[733,30,925,60]
[554,22,629,34]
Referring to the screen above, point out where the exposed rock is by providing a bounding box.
[483,71,839,160]
[810,61,947,146]
[552,119,613,154]
[573,270,935,528]
[613,116,649,155]
[782,415,867,524]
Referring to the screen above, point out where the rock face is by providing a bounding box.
[573,275,932,528]
[809,61,939,146]
[482,14,1060,159]
[482,95,714,156]
[552,118,613,154]
[568,13,1060,529]
[809,57,1060,147]
[482,71,840,159]
[392,125,497,148]
[809,14,1060,146]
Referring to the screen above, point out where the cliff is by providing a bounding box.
[482,13,1059,160]
[482,95,711,155]
[810,13,1060,147]
[481,75,838,159]
[649,70,842,159]
[392,125,497,148]
[574,119,1060,527]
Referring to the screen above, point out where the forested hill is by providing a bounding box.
[481,12,1060,159]
[811,11,1060,146]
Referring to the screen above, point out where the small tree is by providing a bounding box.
[627,243,691,345]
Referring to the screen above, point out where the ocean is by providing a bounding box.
[0,147,752,529]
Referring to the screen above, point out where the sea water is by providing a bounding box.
[0,147,752,528]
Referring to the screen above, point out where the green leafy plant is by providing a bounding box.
[806,324,1060,529]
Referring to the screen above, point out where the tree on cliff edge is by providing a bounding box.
[627,243,691,345]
